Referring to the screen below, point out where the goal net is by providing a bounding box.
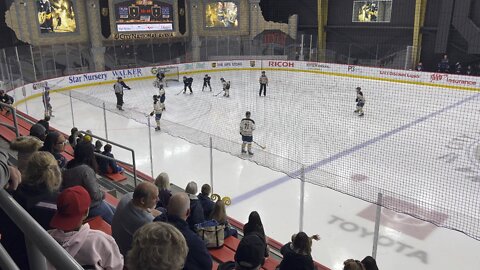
[151,66,180,81]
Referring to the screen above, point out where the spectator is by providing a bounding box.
[185,181,205,231]
[98,144,123,174]
[62,141,115,223]
[154,172,172,209]
[127,222,188,270]
[198,183,215,219]
[343,259,366,270]
[112,182,161,256]
[361,256,379,270]
[415,62,423,71]
[455,62,462,74]
[210,200,238,238]
[466,65,473,76]
[243,211,269,258]
[0,151,57,269]
[278,232,320,270]
[0,90,14,115]
[40,131,68,169]
[94,140,103,153]
[439,54,450,73]
[48,186,123,270]
[218,233,267,270]
[9,135,43,173]
[37,118,50,132]
[30,123,47,141]
[68,127,78,147]
[167,192,212,270]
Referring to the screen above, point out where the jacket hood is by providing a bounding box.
[10,136,43,152]
[49,223,90,257]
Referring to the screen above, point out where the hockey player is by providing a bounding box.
[113,77,131,111]
[42,86,53,118]
[156,71,167,87]
[183,76,193,94]
[240,111,255,155]
[354,87,365,117]
[202,74,212,91]
[259,71,268,96]
[149,95,165,131]
[221,78,231,97]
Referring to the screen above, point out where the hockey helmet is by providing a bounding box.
[183,76,187,79]
[261,71,265,74]
[220,77,225,81]
[205,74,208,76]
[245,111,251,117]
[356,87,361,91]
[117,77,123,80]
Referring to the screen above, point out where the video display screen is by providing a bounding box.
[115,0,174,32]
[205,2,238,28]
[36,0,77,33]
[352,0,392,23]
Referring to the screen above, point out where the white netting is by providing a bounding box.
[63,68,480,240]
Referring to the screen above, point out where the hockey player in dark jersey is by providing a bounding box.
[0,90,14,115]
[354,87,365,117]
[42,86,53,118]
[202,74,212,91]
[183,76,193,94]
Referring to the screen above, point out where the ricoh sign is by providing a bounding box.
[268,61,294,68]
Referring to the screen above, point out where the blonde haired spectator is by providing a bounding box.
[154,172,172,209]
[210,199,238,238]
[127,222,188,270]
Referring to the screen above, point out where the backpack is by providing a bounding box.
[195,219,225,248]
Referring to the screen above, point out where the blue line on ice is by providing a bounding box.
[232,93,480,205]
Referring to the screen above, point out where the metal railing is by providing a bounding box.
[0,189,84,270]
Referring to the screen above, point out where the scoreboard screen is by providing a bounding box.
[205,1,238,28]
[115,0,174,32]
[352,0,392,23]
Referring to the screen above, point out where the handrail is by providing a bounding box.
[0,243,20,270]
[0,189,84,270]
[0,101,20,137]
[77,131,138,186]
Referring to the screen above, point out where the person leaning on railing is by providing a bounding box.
[277,232,320,270]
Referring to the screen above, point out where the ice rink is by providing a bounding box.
[15,69,480,270]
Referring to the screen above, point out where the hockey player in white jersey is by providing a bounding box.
[150,95,165,131]
[221,78,231,97]
[240,111,255,155]
[354,87,365,116]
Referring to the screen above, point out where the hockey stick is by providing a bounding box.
[253,141,266,149]
[175,89,185,95]
[213,90,224,96]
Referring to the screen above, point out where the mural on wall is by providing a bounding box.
[37,0,77,33]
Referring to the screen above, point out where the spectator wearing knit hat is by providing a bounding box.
[218,233,266,270]
[48,186,123,270]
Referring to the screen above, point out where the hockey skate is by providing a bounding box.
[241,150,247,154]
[155,127,161,131]
[358,113,364,117]
[248,151,254,156]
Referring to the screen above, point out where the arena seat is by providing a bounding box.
[86,216,112,235]
[209,245,236,263]
[103,172,127,182]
